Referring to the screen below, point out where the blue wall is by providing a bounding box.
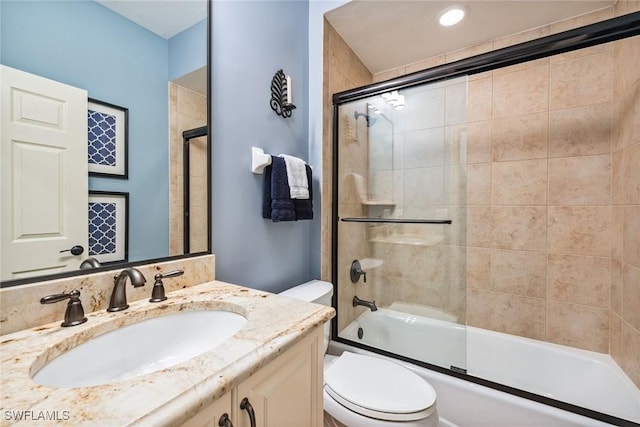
[1,1,170,262]
[169,19,207,81]
[211,0,314,292]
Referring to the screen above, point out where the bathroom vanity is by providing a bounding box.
[184,328,322,427]
[0,280,334,426]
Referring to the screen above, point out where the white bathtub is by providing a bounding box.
[339,308,640,425]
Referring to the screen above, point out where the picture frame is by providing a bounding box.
[88,191,129,264]
[87,98,128,178]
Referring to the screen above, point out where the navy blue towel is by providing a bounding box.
[294,165,313,220]
[268,156,296,221]
[262,156,313,222]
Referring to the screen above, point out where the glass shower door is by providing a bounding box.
[335,76,468,372]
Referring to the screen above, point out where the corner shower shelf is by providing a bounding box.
[361,200,395,207]
[340,217,452,224]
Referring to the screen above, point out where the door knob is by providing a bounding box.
[60,245,84,256]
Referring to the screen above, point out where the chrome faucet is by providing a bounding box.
[353,296,377,312]
[107,268,147,312]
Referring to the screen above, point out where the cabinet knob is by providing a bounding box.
[218,413,233,427]
[240,398,256,427]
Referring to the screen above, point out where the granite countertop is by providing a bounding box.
[0,281,335,426]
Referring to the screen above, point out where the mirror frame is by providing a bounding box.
[0,0,212,289]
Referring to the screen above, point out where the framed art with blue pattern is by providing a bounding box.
[88,99,128,178]
[88,191,128,263]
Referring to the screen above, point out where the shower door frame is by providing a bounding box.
[330,11,640,427]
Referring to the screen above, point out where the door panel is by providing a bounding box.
[1,65,88,279]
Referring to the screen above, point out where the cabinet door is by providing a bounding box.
[236,327,323,427]
[182,391,232,427]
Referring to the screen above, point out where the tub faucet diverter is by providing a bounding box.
[350,260,367,283]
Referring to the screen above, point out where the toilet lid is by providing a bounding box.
[324,352,436,422]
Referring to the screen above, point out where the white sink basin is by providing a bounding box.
[32,310,247,388]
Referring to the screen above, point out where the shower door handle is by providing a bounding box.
[240,397,256,427]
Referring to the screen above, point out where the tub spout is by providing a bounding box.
[353,296,377,312]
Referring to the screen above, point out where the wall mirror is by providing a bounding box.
[0,0,210,287]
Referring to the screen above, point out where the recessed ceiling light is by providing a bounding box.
[439,6,466,27]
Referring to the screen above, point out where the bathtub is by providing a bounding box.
[338,308,640,425]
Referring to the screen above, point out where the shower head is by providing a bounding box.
[354,111,377,127]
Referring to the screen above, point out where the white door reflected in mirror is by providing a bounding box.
[0,66,88,280]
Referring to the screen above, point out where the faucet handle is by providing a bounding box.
[156,270,184,279]
[149,269,184,303]
[40,289,88,327]
[350,260,367,283]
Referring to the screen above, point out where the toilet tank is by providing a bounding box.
[279,280,333,352]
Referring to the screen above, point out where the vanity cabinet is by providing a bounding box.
[182,392,232,427]
[182,326,323,427]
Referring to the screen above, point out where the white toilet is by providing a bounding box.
[279,280,439,427]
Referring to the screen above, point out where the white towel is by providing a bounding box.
[280,154,309,199]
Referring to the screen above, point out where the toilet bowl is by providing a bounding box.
[279,280,439,427]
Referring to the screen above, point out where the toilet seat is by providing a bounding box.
[324,352,437,422]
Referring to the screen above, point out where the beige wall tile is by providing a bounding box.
[404,167,445,207]
[547,254,610,308]
[623,263,640,330]
[467,77,492,122]
[611,259,623,315]
[372,68,405,83]
[466,163,491,206]
[466,247,490,289]
[548,104,612,158]
[467,207,491,248]
[547,301,609,352]
[467,121,492,164]
[613,82,640,152]
[491,206,547,251]
[492,159,547,205]
[492,58,549,77]
[492,112,548,161]
[467,289,545,340]
[551,7,613,34]
[548,206,611,257]
[404,55,447,75]
[615,0,640,16]
[613,34,640,96]
[612,150,625,205]
[624,143,640,204]
[610,311,622,363]
[624,205,640,267]
[405,245,446,284]
[549,43,612,65]
[612,206,624,261]
[493,65,549,118]
[494,26,550,50]
[621,321,640,387]
[550,51,612,110]
[491,250,547,298]
[548,155,611,206]
[446,82,467,125]
[446,41,494,63]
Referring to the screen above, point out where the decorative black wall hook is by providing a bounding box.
[270,69,296,118]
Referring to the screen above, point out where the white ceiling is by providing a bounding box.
[96,0,207,39]
[325,0,615,74]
